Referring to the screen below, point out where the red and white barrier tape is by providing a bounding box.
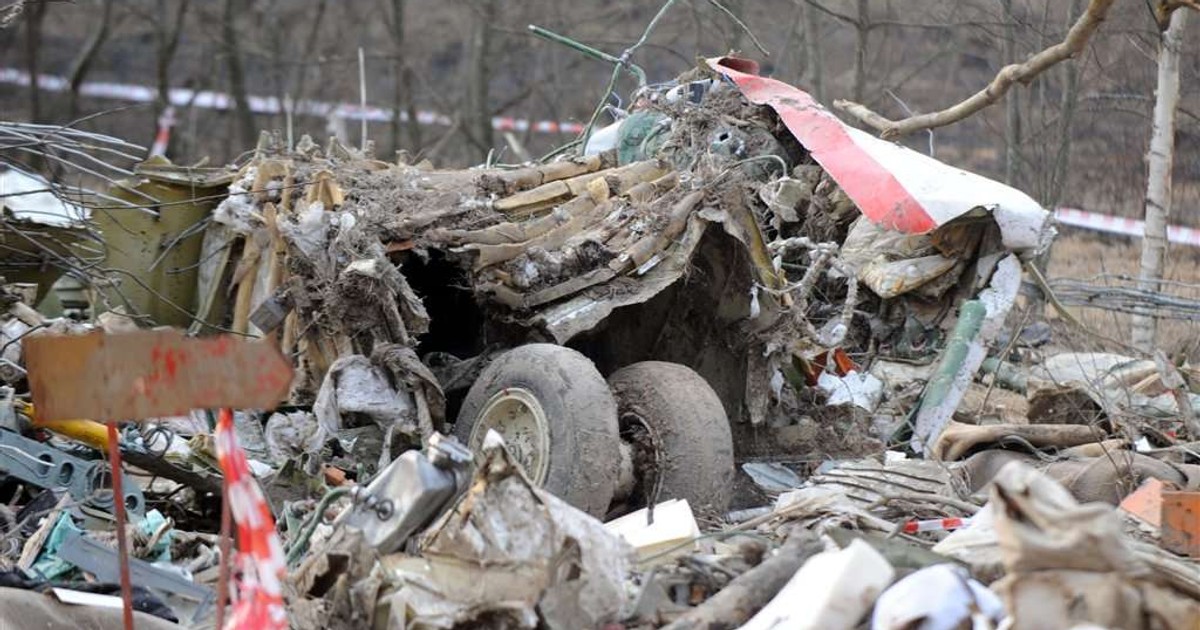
[215,408,287,629]
[0,68,584,135]
[8,67,1198,246]
[901,516,970,534]
[1054,207,1200,247]
[149,106,176,157]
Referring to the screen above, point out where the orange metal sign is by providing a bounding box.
[25,330,293,421]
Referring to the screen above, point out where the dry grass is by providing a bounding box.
[1042,230,1200,359]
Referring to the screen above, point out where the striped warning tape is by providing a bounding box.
[0,68,584,135]
[6,66,1197,246]
[1054,207,1200,247]
[901,516,970,534]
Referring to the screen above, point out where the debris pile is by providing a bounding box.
[0,56,1196,630]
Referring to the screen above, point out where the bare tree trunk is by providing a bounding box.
[1047,0,1085,208]
[385,0,421,155]
[1001,0,1021,186]
[853,0,869,103]
[222,0,256,151]
[464,0,496,163]
[720,0,745,51]
[402,66,422,154]
[154,0,190,112]
[1132,10,1188,353]
[1031,0,1086,318]
[264,1,287,133]
[802,0,824,102]
[23,0,47,123]
[66,0,115,119]
[289,0,326,126]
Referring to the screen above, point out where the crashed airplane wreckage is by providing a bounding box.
[191,56,1051,519]
[16,57,1176,629]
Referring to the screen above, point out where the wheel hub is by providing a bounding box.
[470,387,551,485]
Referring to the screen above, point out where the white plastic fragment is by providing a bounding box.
[871,564,1005,630]
[583,119,622,156]
[740,538,895,630]
[817,370,884,411]
[0,167,89,225]
[769,370,785,399]
[931,504,1003,579]
[247,460,274,478]
[742,462,803,493]
[481,427,506,450]
[211,166,258,233]
[278,199,329,259]
[604,499,699,565]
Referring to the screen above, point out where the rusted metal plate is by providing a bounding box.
[25,330,293,421]
[1161,490,1200,558]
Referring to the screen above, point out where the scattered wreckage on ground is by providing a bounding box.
[0,57,1197,629]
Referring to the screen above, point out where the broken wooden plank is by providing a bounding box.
[485,153,608,195]
[470,196,606,269]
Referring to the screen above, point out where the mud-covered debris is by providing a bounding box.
[376,432,632,629]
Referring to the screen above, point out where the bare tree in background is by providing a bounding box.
[853,0,868,103]
[22,0,46,122]
[288,0,326,143]
[1047,0,1086,208]
[384,0,422,155]
[836,0,1120,138]
[152,0,190,123]
[801,1,870,104]
[1133,9,1189,352]
[65,0,115,118]
[464,0,497,162]
[1000,0,1021,185]
[801,0,824,102]
[222,0,256,151]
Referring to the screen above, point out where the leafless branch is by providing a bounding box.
[708,0,770,56]
[834,0,1118,139]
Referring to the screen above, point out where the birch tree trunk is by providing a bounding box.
[1132,10,1188,353]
